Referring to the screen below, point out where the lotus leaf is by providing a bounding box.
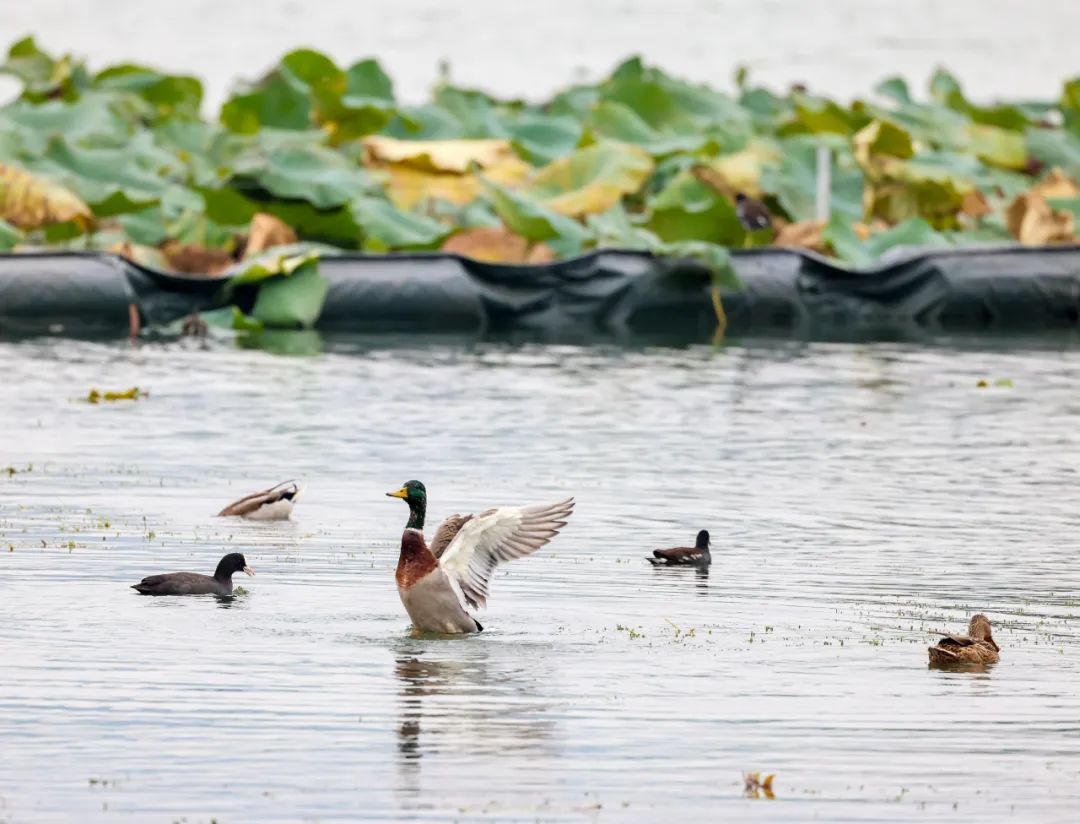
[0,217,23,248]
[0,162,93,229]
[646,172,743,245]
[526,142,653,217]
[350,195,450,250]
[442,226,554,264]
[251,262,328,329]
[761,137,864,222]
[256,145,376,209]
[482,179,589,249]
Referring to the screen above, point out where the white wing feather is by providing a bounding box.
[438,498,574,609]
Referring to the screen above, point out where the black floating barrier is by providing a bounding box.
[1,245,1079,341]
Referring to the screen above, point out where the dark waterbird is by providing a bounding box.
[648,530,711,566]
[735,192,772,232]
[131,552,254,596]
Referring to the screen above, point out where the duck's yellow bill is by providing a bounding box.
[386,487,409,499]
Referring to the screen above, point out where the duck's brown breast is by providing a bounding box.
[396,529,439,589]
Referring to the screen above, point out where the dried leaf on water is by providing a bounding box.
[743,772,776,799]
[85,387,145,404]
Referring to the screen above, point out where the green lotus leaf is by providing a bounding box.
[221,72,311,133]
[22,136,177,210]
[587,101,717,156]
[482,179,589,248]
[1026,127,1080,179]
[94,64,203,121]
[0,217,23,249]
[526,141,654,216]
[254,145,376,208]
[350,195,450,250]
[0,36,89,102]
[761,137,864,222]
[507,113,582,166]
[251,261,328,329]
[598,57,752,150]
[645,172,743,245]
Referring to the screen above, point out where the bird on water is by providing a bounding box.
[927,614,1000,666]
[386,480,574,633]
[217,480,302,520]
[647,529,711,566]
[131,552,254,596]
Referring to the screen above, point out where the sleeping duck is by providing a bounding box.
[386,480,574,634]
[218,480,301,520]
[648,530,711,566]
[928,614,1000,666]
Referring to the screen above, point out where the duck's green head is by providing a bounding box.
[386,480,427,529]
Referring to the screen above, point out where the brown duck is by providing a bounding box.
[928,614,1000,666]
[647,530,711,566]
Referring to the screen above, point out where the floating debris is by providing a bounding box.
[85,387,146,404]
[744,772,775,799]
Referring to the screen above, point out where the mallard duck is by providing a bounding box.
[217,480,301,520]
[386,480,574,633]
[928,614,1000,666]
[648,530,711,566]
[132,552,253,596]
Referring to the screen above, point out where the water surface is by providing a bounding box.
[3,1,1079,108]
[1,335,1079,822]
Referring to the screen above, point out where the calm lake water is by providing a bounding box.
[1,334,1079,822]
[3,0,1080,109]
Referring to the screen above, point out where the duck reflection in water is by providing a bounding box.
[394,646,555,801]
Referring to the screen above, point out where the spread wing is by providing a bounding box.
[218,480,299,516]
[429,514,473,559]
[438,498,574,609]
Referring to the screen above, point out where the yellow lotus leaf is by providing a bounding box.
[854,122,974,228]
[0,163,93,230]
[966,123,1027,171]
[1032,168,1080,200]
[362,137,531,209]
[362,136,518,173]
[381,158,529,209]
[1005,192,1075,245]
[441,226,554,264]
[693,142,780,198]
[853,119,914,179]
[526,142,654,217]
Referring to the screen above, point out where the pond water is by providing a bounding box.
[1,334,1079,823]
[3,0,1080,109]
